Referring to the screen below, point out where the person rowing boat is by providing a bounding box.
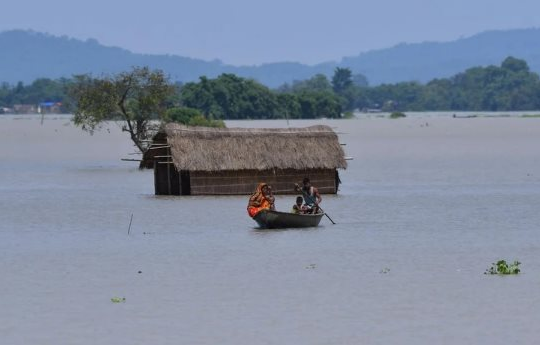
[294,177,322,214]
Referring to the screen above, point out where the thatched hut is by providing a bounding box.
[142,123,347,195]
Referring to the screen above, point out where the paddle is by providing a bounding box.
[295,184,336,225]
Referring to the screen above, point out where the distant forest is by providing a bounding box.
[1,57,540,118]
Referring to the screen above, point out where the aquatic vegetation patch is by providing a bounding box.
[485,260,521,275]
[111,297,126,303]
[342,111,355,119]
[389,112,406,119]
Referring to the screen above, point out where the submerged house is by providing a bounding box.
[142,123,347,195]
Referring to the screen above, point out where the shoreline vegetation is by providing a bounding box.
[1,56,540,121]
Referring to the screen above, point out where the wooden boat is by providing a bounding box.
[252,209,324,229]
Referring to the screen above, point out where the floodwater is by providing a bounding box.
[1,114,540,345]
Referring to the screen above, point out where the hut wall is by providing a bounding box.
[154,161,180,195]
[188,169,337,195]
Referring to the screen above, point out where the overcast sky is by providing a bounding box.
[2,0,539,65]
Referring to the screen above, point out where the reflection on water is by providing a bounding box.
[1,115,540,345]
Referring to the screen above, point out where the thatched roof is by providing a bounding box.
[151,123,347,172]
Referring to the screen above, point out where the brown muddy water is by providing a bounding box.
[1,114,540,344]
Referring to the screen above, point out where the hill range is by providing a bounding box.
[1,28,540,87]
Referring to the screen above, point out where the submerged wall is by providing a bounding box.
[154,167,339,195]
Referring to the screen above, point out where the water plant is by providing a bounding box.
[484,260,521,275]
[389,111,406,119]
[111,297,126,303]
[342,111,355,119]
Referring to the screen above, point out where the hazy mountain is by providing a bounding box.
[0,30,333,88]
[2,28,540,87]
[340,28,540,85]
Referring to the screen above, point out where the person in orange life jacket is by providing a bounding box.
[247,182,275,217]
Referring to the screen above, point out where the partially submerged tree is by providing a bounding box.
[69,67,175,153]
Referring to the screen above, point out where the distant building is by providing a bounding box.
[13,104,37,114]
[39,102,62,114]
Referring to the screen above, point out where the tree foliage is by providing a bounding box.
[181,73,342,119]
[332,67,353,94]
[165,107,225,127]
[287,74,333,93]
[69,67,175,152]
[181,74,280,119]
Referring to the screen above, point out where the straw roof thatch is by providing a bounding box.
[155,123,347,172]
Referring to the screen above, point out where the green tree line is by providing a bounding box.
[2,56,540,116]
[0,78,72,112]
[355,56,540,111]
[181,73,342,119]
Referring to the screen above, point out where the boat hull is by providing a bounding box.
[253,210,324,229]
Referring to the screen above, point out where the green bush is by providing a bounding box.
[165,107,225,128]
[342,111,355,119]
[188,114,225,128]
[389,111,406,119]
[485,260,521,275]
[165,107,201,124]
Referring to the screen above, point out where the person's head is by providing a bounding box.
[302,177,311,188]
[256,182,268,194]
[296,196,303,206]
